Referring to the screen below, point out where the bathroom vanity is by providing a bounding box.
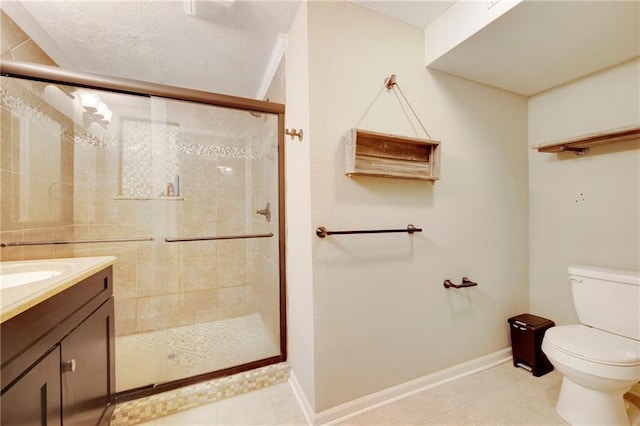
[0,257,116,425]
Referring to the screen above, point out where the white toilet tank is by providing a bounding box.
[569,265,640,340]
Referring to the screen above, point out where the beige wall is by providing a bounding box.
[300,2,529,411]
[0,11,56,66]
[0,11,75,261]
[528,59,640,325]
[285,2,317,411]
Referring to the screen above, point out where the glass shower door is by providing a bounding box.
[115,96,283,390]
[0,67,284,395]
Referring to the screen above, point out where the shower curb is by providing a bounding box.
[109,362,290,425]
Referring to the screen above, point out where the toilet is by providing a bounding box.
[542,265,640,425]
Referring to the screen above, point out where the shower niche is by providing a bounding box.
[116,119,183,200]
[0,61,286,400]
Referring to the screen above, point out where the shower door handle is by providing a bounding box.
[164,233,274,242]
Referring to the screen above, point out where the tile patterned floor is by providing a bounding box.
[137,361,640,425]
[338,363,566,425]
[136,382,307,426]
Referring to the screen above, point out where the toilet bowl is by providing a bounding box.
[542,325,640,425]
[541,265,640,425]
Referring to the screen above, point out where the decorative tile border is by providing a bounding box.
[73,131,118,148]
[178,141,260,159]
[110,362,290,426]
[2,87,260,160]
[0,86,66,142]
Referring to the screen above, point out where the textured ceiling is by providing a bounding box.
[15,1,300,98]
[9,1,453,99]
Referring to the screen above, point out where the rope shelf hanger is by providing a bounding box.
[343,74,442,182]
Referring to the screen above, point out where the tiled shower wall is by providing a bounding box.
[0,11,75,261]
[72,99,281,341]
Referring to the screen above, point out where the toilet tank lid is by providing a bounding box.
[568,265,640,286]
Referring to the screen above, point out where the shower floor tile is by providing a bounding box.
[116,313,279,392]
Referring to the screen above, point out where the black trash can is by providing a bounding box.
[507,313,555,377]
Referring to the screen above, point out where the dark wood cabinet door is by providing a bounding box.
[1,346,62,426]
[61,298,115,426]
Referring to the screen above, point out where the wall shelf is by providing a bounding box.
[344,128,441,182]
[531,125,640,154]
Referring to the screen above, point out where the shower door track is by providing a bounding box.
[1,59,288,403]
[0,60,283,115]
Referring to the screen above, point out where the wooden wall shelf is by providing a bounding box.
[531,125,640,154]
[344,129,441,182]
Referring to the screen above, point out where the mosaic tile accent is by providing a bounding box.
[110,362,290,426]
[0,86,68,143]
[2,86,259,162]
[179,141,260,159]
[73,131,118,148]
[1,86,120,149]
[178,131,259,159]
[120,120,179,199]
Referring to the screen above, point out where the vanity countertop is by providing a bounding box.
[0,256,116,323]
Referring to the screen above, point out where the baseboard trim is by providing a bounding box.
[289,370,315,426]
[310,348,512,425]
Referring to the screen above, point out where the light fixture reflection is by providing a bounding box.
[217,166,233,174]
[79,92,100,112]
[79,91,112,126]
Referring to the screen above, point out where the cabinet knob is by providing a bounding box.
[62,359,77,373]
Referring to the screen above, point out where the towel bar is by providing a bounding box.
[0,237,154,247]
[316,224,421,238]
[443,277,478,289]
[165,233,273,242]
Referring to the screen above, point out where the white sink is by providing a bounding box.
[0,256,116,324]
[0,262,75,290]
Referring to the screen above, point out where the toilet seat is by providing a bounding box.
[544,325,640,367]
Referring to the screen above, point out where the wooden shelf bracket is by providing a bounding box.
[531,125,640,155]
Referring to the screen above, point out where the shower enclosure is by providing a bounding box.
[0,60,286,398]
